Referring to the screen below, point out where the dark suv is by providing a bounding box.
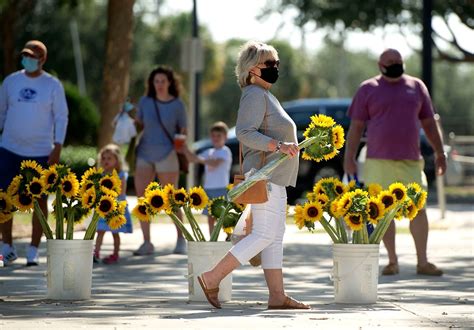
[194,98,439,204]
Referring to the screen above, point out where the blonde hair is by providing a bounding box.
[98,143,127,172]
[235,41,279,88]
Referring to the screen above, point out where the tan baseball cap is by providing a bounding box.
[21,40,47,59]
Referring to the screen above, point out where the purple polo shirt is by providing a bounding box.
[348,74,434,160]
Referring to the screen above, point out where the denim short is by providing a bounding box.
[202,187,227,216]
[0,148,49,190]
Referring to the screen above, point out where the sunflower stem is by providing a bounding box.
[210,203,233,242]
[33,199,53,239]
[320,216,339,243]
[336,217,348,243]
[361,221,370,244]
[183,206,205,241]
[370,205,401,244]
[168,212,195,241]
[55,190,64,239]
[66,208,74,240]
[83,212,100,240]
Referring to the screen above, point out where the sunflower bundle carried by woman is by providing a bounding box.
[207,197,245,241]
[294,178,427,244]
[0,189,15,224]
[228,114,345,202]
[133,182,234,242]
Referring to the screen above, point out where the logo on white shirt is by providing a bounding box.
[18,88,37,102]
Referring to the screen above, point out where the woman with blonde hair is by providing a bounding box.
[197,41,310,310]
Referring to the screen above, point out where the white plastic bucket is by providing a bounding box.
[46,239,94,300]
[332,244,380,304]
[188,241,232,302]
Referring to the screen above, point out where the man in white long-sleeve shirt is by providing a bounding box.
[0,40,68,266]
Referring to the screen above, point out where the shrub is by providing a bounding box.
[60,145,97,176]
[63,82,99,146]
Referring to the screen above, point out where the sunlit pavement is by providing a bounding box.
[0,202,472,329]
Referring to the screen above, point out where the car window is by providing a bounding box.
[323,105,351,128]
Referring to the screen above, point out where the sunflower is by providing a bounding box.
[132,199,150,221]
[80,179,96,195]
[81,167,103,185]
[145,189,168,213]
[223,226,234,234]
[302,201,323,222]
[13,192,34,212]
[100,174,121,195]
[61,173,80,198]
[406,200,419,220]
[27,177,45,198]
[145,181,161,195]
[307,114,336,129]
[334,180,345,196]
[344,212,364,231]
[316,194,329,208]
[407,182,422,194]
[108,215,126,230]
[41,166,59,190]
[330,200,341,218]
[82,188,97,209]
[7,175,22,196]
[367,183,383,197]
[416,190,427,210]
[163,184,175,197]
[389,182,407,201]
[96,195,116,217]
[293,204,306,229]
[20,159,43,177]
[0,191,13,213]
[336,193,353,216]
[331,125,345,149]
[313,177,335,195]
[367,197,385,224]
[117,200,127,215]
[0,211,13,224]
[226,183,234,191]
[188,186,209,210]
[323,148,339,161]
[346,180,357,192]
[378,191,397,211]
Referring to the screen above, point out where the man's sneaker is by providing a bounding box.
[26,245,39,266]
[133,241,154,256]
[173,237,187,255]
[2,245,17,266]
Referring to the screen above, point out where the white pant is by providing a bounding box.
[230,183,287,269]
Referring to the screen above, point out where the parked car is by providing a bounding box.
[193,98,460,203]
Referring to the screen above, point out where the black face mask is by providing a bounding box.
[381,63,404,78]
[259,67,279,84]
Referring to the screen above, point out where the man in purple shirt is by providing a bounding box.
[344,49,446,276]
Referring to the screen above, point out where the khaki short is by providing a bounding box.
[364,158,428,190]
[136,150,179,173]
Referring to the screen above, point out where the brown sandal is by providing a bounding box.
[268,296,311,310]
[197,275,221,309]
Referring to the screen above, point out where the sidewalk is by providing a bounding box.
[0,204,472,329]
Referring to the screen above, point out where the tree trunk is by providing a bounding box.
[98,0,135,148]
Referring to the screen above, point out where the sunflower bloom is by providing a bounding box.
[293,204,306,229]
[42,166,59,190]
[316,194,329,208]
[145,189,169,213]
[389,182,407,201]
[80,180,96,195]
[336,194,353,216]
[81,167,103,185]
[331,125,345,149]
[96,195,116,217]
[378,191,397,211]
[144,182,161,195]
[61,173,80,198]
[132,199,150,221]
[100,173,121,195]
[188,186,209,210]
[82,188,97,209]
[13,193,34,212]
[20,159,43,177]
[416,190,427,209]
[302,201,323,222]
[367,183,383,197]
[223,226,233,234]
[7,175,22,196]
[0,211,13,224]
[344,212,364,231]
[406,200,419,220]
[0,191,14,213]
[172,187,188,206]
[27,177,45,198]
[330,200,341,218]
[308,114,336,129]
[367,197,385,224]
[108,215,126,230]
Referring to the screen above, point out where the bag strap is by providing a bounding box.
[152,99,175,145]
[239,93,268,175]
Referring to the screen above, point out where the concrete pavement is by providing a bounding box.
[0,203,473,329]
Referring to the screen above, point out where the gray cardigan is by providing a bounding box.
[236,85,299,187]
